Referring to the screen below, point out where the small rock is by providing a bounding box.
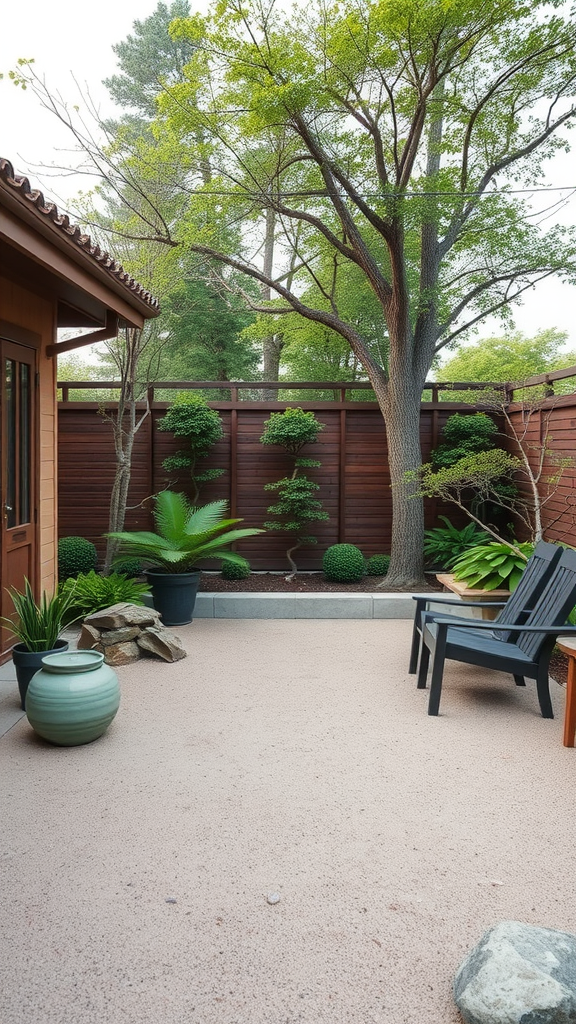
[103,641,141,666]
[77,623,102,651]
[454,920,576,1024]
[85,603,161,630]
[100,626,141,647]
[137,626,187,662]
[267,893,281,905]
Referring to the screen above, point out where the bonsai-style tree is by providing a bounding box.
[260,408,329,577]
[414,390,576,558]
[429,411,517,530]
[158,392,224,503]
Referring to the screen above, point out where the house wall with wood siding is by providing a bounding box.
[2,275,58,595]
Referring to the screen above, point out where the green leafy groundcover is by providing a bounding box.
[451,541,534,592]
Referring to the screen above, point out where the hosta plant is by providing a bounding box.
[106,492,264,573]
[59,571,150,624]
[424,516,489,569]
[451,541,534,592]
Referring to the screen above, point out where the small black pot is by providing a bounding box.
[144,569,201,626]
[12,639,70,710]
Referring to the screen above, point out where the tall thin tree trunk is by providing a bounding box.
[261,207,280,398]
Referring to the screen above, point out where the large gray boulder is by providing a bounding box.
[454,921,576,1024]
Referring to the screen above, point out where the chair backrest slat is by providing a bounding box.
[492,541,561,641]
[517,548,576,659]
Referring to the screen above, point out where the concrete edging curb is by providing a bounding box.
[194,592,416,619]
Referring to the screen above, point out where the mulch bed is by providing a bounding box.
[198,571,444,594]
[198,570,569,687]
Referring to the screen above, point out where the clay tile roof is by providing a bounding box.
[0,157,160,314]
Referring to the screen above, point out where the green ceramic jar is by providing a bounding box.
[25,650,120,746]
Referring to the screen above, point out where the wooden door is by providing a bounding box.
[1,339,37,653]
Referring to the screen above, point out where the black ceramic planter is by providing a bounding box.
[144,569,201,626]
[12,638,69,710]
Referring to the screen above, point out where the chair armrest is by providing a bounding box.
[412,595,507,611]
[422,614,576,636]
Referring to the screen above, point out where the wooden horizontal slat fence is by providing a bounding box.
[57,372,576,569]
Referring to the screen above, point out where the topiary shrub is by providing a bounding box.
[221,557,251,580]
[158,393,225,503]
[366,554,390,576]
[112,557,143,578]
[58,536,98,580]
[323,543,365,583]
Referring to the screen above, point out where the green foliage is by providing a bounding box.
[106,492,264,572]
[58,536,98,580]
[439,329,575,385]
[323,544,366,583]
[431,414,498,469]
[111,557,143,578]
[260,408,325,455]
[417,450,522,502]
[366,554,390,577]
[104,1,194,119]
[452,542,534,592]
[0,578,79,652]
[156,276,260,384]
[261,408,329,572]
[221,557,251,580]
[59,571,150,624]
[159,392,223,451]
[263,477,329,538]
[158,392,224,501]
[423,517,490,569]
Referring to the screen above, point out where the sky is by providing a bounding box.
[2,0,576,361]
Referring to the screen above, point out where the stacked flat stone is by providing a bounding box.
[78,603,187,665]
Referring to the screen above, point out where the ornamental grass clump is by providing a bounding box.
[1,578,79,652]
[451,541,534,592]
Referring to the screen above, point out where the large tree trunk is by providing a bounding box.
[369,362,428,589]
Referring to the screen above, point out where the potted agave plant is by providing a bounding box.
[1,579,79,709]
[106,492,264,626]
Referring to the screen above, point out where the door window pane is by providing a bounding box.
[5,359,16,528]
[19,363,30,524]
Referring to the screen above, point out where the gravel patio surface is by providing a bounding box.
[1,617,574,1024]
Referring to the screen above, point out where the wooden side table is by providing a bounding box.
[556,638,576,747]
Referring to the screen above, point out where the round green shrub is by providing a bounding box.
[58,536,98,580]
[366,554,390,576]
[221,557,251,581]
[323,543,365,583]
[112,557,143,578]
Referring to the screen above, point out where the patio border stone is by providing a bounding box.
[194,592,430,619]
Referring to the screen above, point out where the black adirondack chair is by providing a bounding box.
[408,540,562,675]
[416,546,576,717]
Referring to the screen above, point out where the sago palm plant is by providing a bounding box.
[106,492,263,573]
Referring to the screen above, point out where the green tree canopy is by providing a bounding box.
[19,0,576,585]
[439,329,576,384]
